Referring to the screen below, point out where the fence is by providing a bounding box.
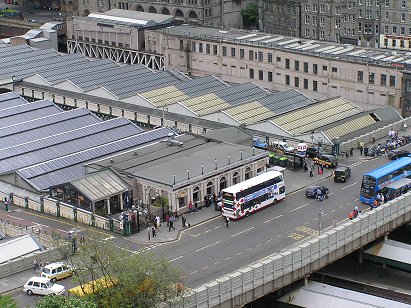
[0,223,67,280]
[175,192,411,308]
[340,117,411,151]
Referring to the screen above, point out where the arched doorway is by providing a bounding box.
[148,6,157,13]
[135,5,144,11]
[162,7,170,15]
[219,176,227,191]
[245,167,252,180]
[206,181,214,196]
[175,9,184,18]
[232,172,240,185]
[188,11,198,19]
[192,186,200,203]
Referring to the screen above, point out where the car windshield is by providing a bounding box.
[46,281,54,288]
[283,143,290,148]
[42,268,51,274]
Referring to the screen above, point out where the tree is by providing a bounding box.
[56,232,184,308]
[35,295,97,308]
[0,294,17,308]
[242,3,259,29]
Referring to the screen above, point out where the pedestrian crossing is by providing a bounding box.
[135,243,164,254]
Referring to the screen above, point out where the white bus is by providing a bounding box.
[221,170,285,220]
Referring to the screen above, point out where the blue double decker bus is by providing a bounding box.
[360,157,411,204]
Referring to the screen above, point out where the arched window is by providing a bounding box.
[233,172,240,185]
[206,181,214,195]
[192,186,200,202]
[175,9,184,18]
[188,11,198,19]
[219,177,227,191]
[135,5,144,11]
[245,167,252,180]
[148,6,157,13]
[162,7,170,15]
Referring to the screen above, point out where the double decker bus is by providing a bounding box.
[360,157,411,204]
[221,170,285,220]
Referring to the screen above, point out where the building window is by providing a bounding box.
[268,71,273,82]
[222,46,227,56]
[192,42,196,52]
[180,40,184,50]
[385,0,389,6]
[401,13,405,22]
[332,67,338,73]
[313,64,318,74]
[206,44,210,54]
[258,51,263,62]
[390,75,396,87]
[199,43,203,52]
[369,73,375,84]
[268,53,273,63]
[240,48,244,59]
[233,172,240,185]
[313,80,318,91]
[285,75,290,85]
[276,56,281,62]
[322,65,327,71]
[295,77,299,87]
[259,70,263,80]
[249,50,254,60]
[231,47,235,57]
[249,68,254,79]
[219,177,227,191]
[358,71,364,82]
[295,60,299,71]
[305,29,310,37]
[213,45,217,55]
[304,78,308,89]
[381,74,387,86]
[245,167,252,180]
[285,59,290,69]
[303,62,309,73]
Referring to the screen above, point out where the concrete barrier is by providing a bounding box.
[178,193,411,308]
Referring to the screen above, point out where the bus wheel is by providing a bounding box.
[246,211,250,217]
[272,199,277,205]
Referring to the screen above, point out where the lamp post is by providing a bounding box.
[318,208,323,236]
[332,137,340,156]
[310,131,314,146]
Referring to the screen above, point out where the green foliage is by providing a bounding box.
[0,294,18,308]
[152,196,169,209]
[242,3,259,29]
[35,295,97,308]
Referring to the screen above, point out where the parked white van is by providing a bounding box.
[272,141,294,153]
[41,262,73,282]
[23,276,65,296]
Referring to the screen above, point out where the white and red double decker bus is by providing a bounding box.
[221,170,285,220]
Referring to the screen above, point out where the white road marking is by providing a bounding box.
[230,227,254,238]
[8,215,24,221]
[342,182,358,190]
[264,214,283,224]
[215,226,221,229]
[205,230,211,233]
[276,234,282,238]
[290,203,309,213]
[169,255,183,262]
[190,271,198,275]
[195,241,220,252]
[103,236,115,241]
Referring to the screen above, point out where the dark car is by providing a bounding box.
[388,149,410,160]
[305,185,329,198]
[334,165,351,182]
[306,146,326,158]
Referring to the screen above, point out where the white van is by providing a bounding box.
[23,276,65,296]
[41,262,73,282]
[272,141,294,153]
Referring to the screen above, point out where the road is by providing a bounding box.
[1,149,404,307]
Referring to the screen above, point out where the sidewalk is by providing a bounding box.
[0,267,42,294]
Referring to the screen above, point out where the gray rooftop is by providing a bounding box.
[161,25,411,67]
[88,133,267,187]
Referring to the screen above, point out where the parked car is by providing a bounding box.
[305,185,329,198]
[388,149,410,160]
[313,154,338,168]
[23,277,65,296]
[272,141,294,153]
[305,146,326,158]
[41,262,73,282]
[333,165,351,182]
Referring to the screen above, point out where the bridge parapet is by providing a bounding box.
[177,193,411,308]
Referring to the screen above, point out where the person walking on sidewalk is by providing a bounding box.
[169,215,176,231]
[33,259,39,270]
[188,200,193,213]
[225,216,230,228]
[152,226,157,238]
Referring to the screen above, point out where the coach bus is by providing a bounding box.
[221,170,285,220]
[360,157,411,205]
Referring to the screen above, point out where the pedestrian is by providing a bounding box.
[372,136,376,144]
[147,227,151,240]
[181,214,186,228]
[188,200,193,213]
[39,260,43,271]
[80,235,85,245]
[166,213,170,227]
[309,167,313,177]
[194,200,199,211]
[155,215,161,230]
[349,147,353,156]
[403,122,407,132]
[152,226,157,238]
[332,218,337,228]
[311,160,315,170]
[380,193,385,204]
[320,164,324,174]
[33,259,39,270]
[303,160,308,172]
[225,216,230,228]
[169,215,175,231]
